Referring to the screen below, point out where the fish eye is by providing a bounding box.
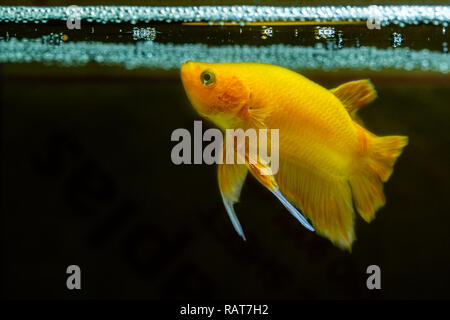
[200,70,216,86]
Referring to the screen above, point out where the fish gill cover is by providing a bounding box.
[0,5,449,72]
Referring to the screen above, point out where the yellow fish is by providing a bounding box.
[180,61,408,249]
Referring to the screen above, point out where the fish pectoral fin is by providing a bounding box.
[330,79,377,124]
[218,161,248,240]
[246,101,278,130]
[246,156,315,232]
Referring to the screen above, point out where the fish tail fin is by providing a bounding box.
[350,125,408,222]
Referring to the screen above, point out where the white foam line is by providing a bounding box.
[0,38,448,73]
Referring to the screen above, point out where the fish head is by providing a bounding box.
[181,61,251,128]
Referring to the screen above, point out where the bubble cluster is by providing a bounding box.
[0,37,448,73]
[260,26,273,40]
[391,32,404,48]
[132,27,157,41]
[314,27,335,40]
[0,5,449,26]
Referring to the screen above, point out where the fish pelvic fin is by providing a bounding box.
[245,155,315,233]
[218,153,248,240]
[350,124,408,222]
[219,129,315,239]
[330,79,377,125]
[276,159,356,250]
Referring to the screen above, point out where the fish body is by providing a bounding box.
[246,63,357,174]
[181,61,408,249]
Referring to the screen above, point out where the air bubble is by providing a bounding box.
[0,5,449,25]
[391,32,403,48]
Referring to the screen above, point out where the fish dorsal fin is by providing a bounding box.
[330,80,377,122]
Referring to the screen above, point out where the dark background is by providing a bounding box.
[2,63,449,300]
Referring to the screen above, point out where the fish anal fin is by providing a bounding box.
[330,80,377,121]
[275,159,356,250]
